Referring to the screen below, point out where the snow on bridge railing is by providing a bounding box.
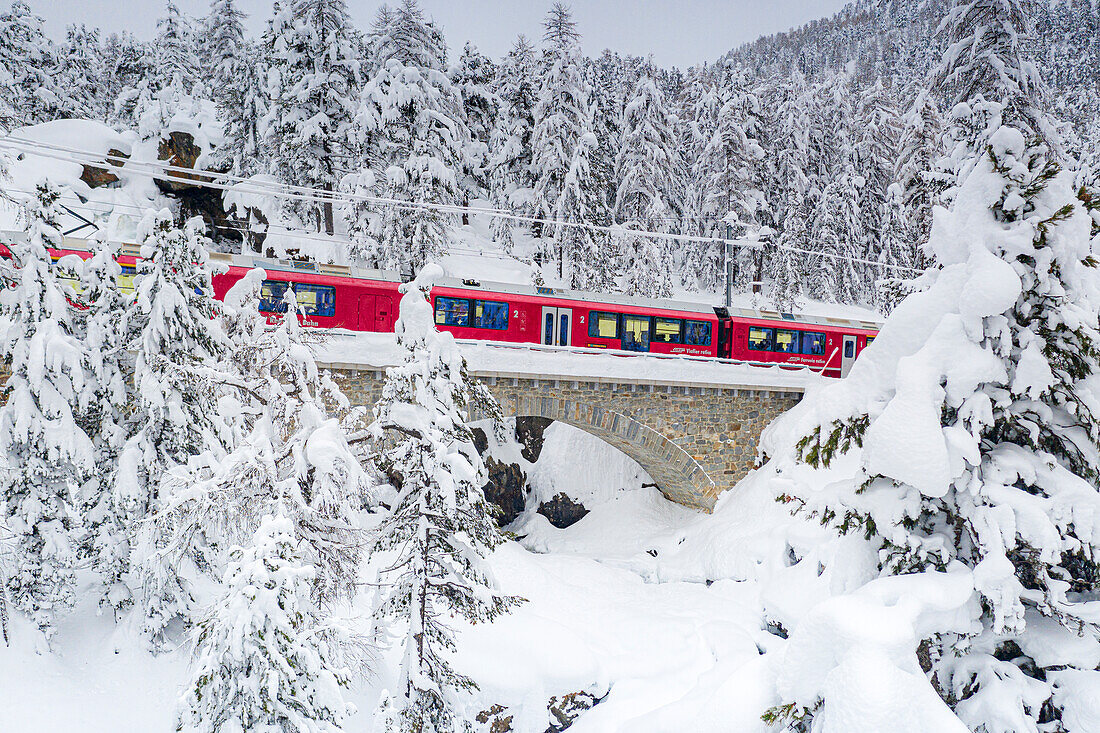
[313,330,821,393]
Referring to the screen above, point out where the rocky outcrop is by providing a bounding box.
[537,493,589,529]
[516,416,553,463]
[471,427,527,527]
[474,691,605,733]
[546,691,604,731]
[483,456,527,526]
[156,131,210,192]
[80,148,128,189]
[475,705,513,732]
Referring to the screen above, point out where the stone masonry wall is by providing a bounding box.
[331,365,802,511]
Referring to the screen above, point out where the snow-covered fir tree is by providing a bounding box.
[486,34,538,250]
[153,1,199,92]
[763,69,813,308]
[205,0,265,175]
[691,71,767,290]
[614,67,682,298]
[853,80,903,297]
[529,3,591,261]
[54,24,107,121]
[450,41,497,195]
[121,211,232,644]
[350,0,467,272]
[264,0,359,235]
[178,513,351,733]
[145,271,372,623]
[0,182,93,642]
[370,265,518,732]
[896,90,945,255]
[0,1,59,126]
[75,237,136,613]
[935,0,1058,183]
[779,121,1100,733]
[556,131,615,292]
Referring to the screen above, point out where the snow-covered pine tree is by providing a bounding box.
[54,24,107,121]
[556,130,615,292]
[264,0,359,235]
[692,70,767,291]
[763,69,813,308]
[805,72,865,304]
[896,90,945,260]
[487,35,537,250]
[614,67,682,298]
[853,80,903,297]
[153,1,199,92]
[75,237,136,613]
[450,41,497,196]
[529,3,591,263]
[149,272,372,615]
[178,513,351,733]
[0,182,93,642]
[370,265,519,732]
[935,0,1059,189]
[205,0,266,175]
[778,122,1100,733]
[0,1,59,126]
[122,210,232,644]
[103,31,155,127]
[351,0,467,273]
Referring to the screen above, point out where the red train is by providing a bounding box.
[5,235,881,378]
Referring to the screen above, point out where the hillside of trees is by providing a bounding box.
[2,0,1097,311]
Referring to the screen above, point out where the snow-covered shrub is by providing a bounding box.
[769,126,1100,729]
[370,263,520,732]
[0,181,93,641]
[177,513,352,733]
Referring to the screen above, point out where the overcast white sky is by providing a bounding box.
[29,0,850,68]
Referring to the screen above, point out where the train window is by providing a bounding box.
[435,297,471,327]
[474,299,509,330]
[260,280,291,312]
[844,339,855,358]
[654,317,682,343]
[866,336,875,346]
[685,320,712,346]
[802,331,826,356]
[260,281,336,317]
[588,311,619,339]
[748,327,774,351]
[774,329,800,354]
[295,283,336,318]
[118,265,137,294]
[621,314,651,352]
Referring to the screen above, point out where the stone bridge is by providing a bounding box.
[325,357,806,511]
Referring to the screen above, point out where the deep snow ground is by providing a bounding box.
[0,424,847,733]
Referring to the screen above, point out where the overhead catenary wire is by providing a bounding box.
[0,135,927,275]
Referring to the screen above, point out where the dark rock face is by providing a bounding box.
[483,456,527,526]
[152,130,267,249]
[471,427,527,527]
[546,691,604,731]
[516,416,553,463]
[80,148,128,189]
[476,704,513,732]
[537,493,589,529]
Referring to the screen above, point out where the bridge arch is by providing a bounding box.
[468,393,718,509]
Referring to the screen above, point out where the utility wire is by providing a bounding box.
[0,135,926,275]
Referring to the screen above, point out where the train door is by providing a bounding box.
[374,295,392,331]
[841,334,857,377]
[541,306,572,346]
[357,294,376,331]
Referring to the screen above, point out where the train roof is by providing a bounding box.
[3,231,884,333]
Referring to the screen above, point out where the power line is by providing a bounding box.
[0,135,926,275]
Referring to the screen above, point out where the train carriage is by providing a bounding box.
[1,233,882,377]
